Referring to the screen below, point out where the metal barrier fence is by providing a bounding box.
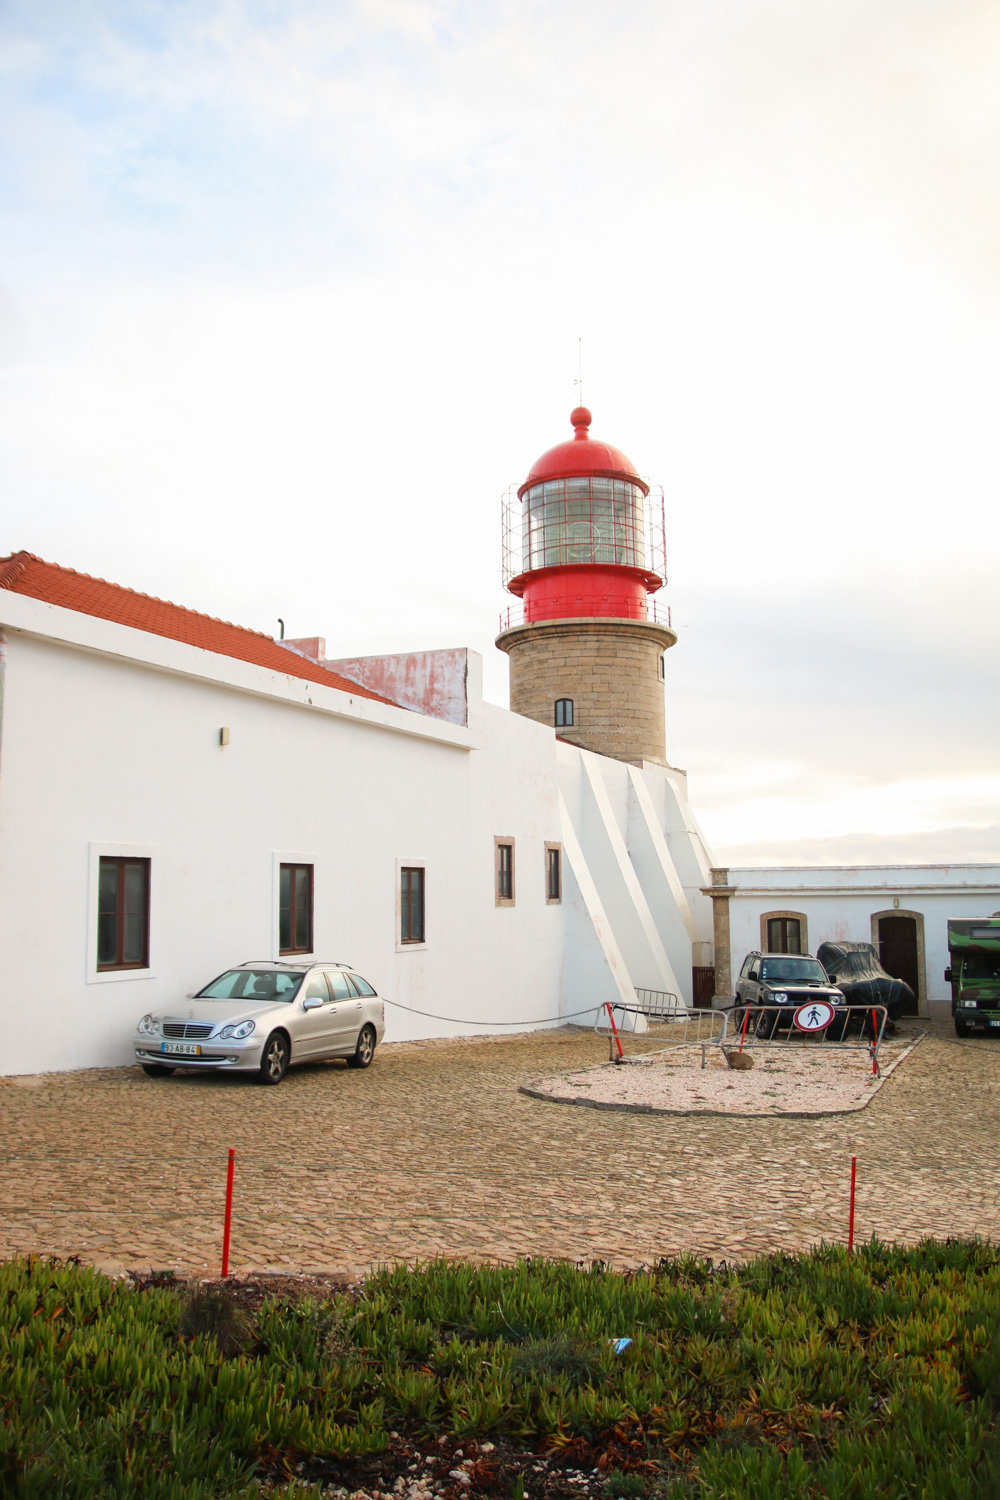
[594,997,727,1061]
[593,999,889,1072]
[719,1003,890,1075]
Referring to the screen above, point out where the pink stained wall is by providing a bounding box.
[318,647,470,726]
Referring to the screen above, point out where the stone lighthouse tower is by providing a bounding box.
[497,407,676,764]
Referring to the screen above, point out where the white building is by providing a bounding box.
[0,551,714,1075]
[3,408,996,1075]
[708,864,1000,1020]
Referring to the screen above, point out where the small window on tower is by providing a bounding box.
[658,656,666,680]
[554,699,574,728]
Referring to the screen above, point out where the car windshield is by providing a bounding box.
[760,959,828,984]
[963,954,1000,981]
[197,970,304,1002]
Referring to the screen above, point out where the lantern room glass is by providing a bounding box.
[523,477,646,572]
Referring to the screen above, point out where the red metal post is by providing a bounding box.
[221,1147,235,1279]
[847,1155,857,1253]
[738,1006,750,1054]
[872,1009,879,1074]
[605,1003,625,1062]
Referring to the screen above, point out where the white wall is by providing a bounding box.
[0,602,717,1074]
[728,866,1000,1015]
[556,745,712,1013]
[0,628,564,1073]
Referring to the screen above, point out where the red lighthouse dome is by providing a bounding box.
[506,407,663,625]
[520,407,647,495]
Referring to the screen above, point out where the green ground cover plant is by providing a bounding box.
[2,1240,999,1498]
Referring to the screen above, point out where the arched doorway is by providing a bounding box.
[872,911,923,1016]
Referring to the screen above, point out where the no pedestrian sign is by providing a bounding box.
[792,999,837,1032]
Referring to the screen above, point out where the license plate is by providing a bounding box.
[991,1021,1000,1028]
[161,1042,201,1056]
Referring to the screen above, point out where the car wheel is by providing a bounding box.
[259,1032,290,1085]
[141,1064,175,1078]
[754,1010,775,1040]
[954,1019,971,1038]
[348,1024,376,1070]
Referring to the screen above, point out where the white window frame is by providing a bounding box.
[86,841,156,984]
[396,858,428,952]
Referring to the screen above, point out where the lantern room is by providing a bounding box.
[502,407,666,625]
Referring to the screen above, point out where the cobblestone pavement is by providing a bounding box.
[1,1021,997,1277]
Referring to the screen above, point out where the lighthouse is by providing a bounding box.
[497,406,676,765]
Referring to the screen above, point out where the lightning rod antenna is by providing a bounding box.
[574,337,584,407]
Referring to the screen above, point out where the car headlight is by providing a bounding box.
[137,1014,159,1036]
[219,1019,256,1039]
[962,999,977,1008]
[772,992,788,1004]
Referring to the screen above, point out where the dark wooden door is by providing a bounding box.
[878,916,919,1013]
[692,966,716,1009]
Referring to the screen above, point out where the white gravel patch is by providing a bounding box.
[522,1036,923,1117]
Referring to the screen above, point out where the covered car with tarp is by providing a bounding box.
[816,942,913,1021]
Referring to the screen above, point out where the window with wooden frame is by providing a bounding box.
[279,863,313,954]
[554,698,574,728]
[545,843,562,903]
[764,914,805,954]
[400,866,426,944]
[495,838,515,906]
[97,857,150,970]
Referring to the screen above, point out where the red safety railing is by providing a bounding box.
[498,597,672,632]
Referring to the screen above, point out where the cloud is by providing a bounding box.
[722,824,1000,868]
[1,0,999,862]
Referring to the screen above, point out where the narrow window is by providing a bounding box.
[400,866,426,944]
[658,656,666,680]
[554,698,574,728]
[546,843,562,903]
[767,917,802,954]
[495,839,515,905]
[280,863,313,954]
[97,857,150,970]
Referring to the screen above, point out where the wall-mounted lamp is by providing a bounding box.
[893,897,899,909]
[219,728,230,747]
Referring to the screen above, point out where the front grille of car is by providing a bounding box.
[162,1022,214,1039]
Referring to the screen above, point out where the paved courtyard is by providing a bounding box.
[1,1021,998,1277]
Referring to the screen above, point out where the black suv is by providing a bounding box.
[735,951,845,1035]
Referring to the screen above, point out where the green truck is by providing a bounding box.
[946,917,1000,1036]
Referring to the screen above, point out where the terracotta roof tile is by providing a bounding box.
[0,551,398,707]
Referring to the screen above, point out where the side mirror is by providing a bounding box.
[302,996,323,1011]
[944,967,952,983]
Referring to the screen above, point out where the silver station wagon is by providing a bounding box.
[134,961,385,1084]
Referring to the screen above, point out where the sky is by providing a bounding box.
[2,0,999,866]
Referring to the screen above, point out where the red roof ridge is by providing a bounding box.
[0,551,40,592]
[0,550,400,710]
[1,551,276,641]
